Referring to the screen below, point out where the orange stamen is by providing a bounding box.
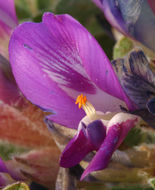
[75,94,87,109]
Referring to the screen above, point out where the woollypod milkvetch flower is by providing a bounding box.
[9,12,139,179]
[58,94,138,180]
[93,0,155,52]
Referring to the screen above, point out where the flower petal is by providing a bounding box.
[60,123,94,168]
[107,113,138,148]
[112,49,155,110]
[0,158,8,173]
[0,0,17,58]
[81,112,138,180]
[0,0,17,25]
[0,67,21,104]
[9,12,129,129]
[81,124,121,180]
[93,0,127,34]
[86,120,106,149]
[94,0,155,51]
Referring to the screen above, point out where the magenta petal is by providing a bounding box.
[60,125,94,168]
[81,124,121,180]
[0,0,17,58]
[147,0,155,14]
[48,13,133,109]
[0,69,21,104]
[9,12,128,128]
[0,173,8,188]
[116,118,138,148]
[0,0,18,26]
[0,158,8,173]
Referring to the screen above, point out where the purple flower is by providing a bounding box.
[59,96,138,180]
[93,0,155,52]
[0,0,21,105]
[9,12,136,128]
[9,12,138,179]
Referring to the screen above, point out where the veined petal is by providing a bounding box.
[60,124,94,168]
[93,0,155,51]
[0,0,17,25]
[0,0,17,58]
[9,12,130,129]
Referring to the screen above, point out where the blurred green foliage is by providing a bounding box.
[0,141,29,160]
[113,37,133,59]
[149,178,155,190]
[15,0,115,59]
[122,126,155,148]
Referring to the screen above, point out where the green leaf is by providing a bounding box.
[149,178,155,190]
[113,37,133,59]
[2,182,30,190]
